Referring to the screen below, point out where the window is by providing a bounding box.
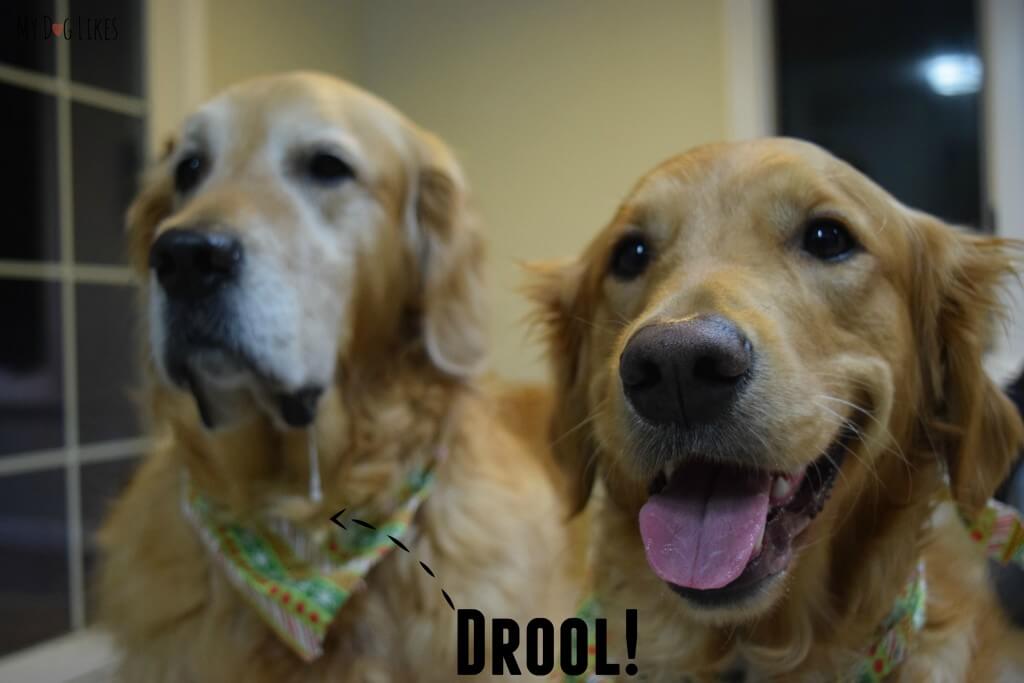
[0,0,146,657]
[774,0,985,229]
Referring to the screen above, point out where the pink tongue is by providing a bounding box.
[639,463,771,590]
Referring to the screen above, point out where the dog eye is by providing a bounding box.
[174,154,206,194]
[308,152,355,183]
[609,232,652,280]
[802,219,858,261]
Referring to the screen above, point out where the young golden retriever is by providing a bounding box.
[97,72,575,682]
[530,138,1024,681]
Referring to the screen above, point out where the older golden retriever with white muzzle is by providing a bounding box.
[98,72,575,682]
[531,138,1024,681]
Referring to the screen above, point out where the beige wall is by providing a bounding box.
[204,0,360,95]
[146,0,360,151]
[186,0,727,380]
[354,0,727,379]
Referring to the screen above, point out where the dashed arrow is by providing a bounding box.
[329,508,347,530]
[325,507,454,610]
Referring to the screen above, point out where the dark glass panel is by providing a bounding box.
[0,279,63,456]
[69,0,143,97]
[0,82,59,261]
[0,468,70,656]
[0,0,57,75]
[76,283,139,443]
[774,0,982,227]
[72,101,143,265]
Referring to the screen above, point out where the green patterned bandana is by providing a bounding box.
[853,562,927,682]
[965,497,1024,563]
[182,463,436,661]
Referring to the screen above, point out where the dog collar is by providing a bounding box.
[181,447,441,661]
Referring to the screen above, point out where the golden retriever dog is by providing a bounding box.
[97,72,574,682]
[530,138,1024,681]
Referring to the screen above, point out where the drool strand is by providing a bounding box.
[308,429,323,504]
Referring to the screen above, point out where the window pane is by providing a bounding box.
[76,283,140,444]
[774,0,983,227]
[0,279,64,456]
[0,82,60,261]
[68,0,143,97]
[81,456,141,622]
[0,469,70,657]
[0,1,57,75]
[72,101,143,265]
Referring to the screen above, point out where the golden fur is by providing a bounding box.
[98,72,576,682]
[529,138,1024,681]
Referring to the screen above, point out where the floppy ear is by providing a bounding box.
[126,136,176,275]
[913,213,1024,514]
[410,132,488,378]
[527,258,598,515]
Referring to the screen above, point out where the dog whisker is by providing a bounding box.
[816,393,910,469]
[549,397,609,450]
[812,400,878,489]
[571,315,626,336]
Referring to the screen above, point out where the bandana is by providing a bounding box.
[964,498,1024,563]
[182,459,438,661]
[567,497,1024,682]
[853,562,927,682]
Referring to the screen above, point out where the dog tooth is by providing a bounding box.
[771,476,791,502]
[754,526,764,555]
[664,461,676,481]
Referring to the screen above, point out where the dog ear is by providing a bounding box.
[913,213,1024,514]
[527,257,598,515]
[126,136,176,274]
[410,132,488,378]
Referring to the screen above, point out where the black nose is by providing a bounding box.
[149,229,243,300]
[619,315,752,426]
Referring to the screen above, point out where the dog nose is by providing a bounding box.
[149,229,243,300]
[619,315,752,426]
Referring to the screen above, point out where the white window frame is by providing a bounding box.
[981,0,1024,383]
[722,0,775,140]
[0,0,206,674]
[145,0,207,155]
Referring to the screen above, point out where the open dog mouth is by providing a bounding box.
[168,344,321,430]
[638,424,855,604]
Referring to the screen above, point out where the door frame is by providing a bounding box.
[145,0,207,155]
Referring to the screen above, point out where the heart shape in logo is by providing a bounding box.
[51,22,63,37]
